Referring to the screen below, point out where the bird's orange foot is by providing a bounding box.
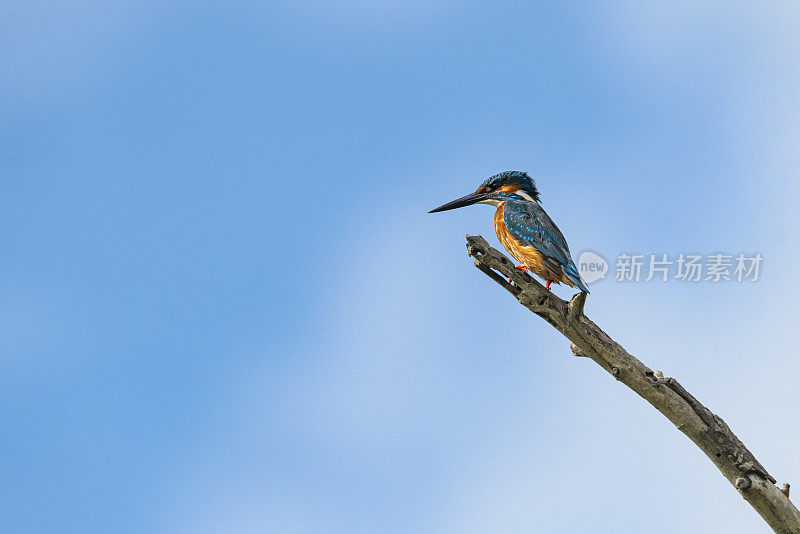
[545,280,553,290]
[509,264,528,284]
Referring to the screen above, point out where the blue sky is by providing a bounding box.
[2,2,799,532]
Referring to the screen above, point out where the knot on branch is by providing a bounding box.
[570,343,589,358]
[567,291,587,318]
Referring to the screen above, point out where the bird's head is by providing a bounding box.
[428,170,540,213]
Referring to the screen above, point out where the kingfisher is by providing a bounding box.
[430,170,589,293]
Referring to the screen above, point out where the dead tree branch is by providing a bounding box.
[465,234,800,534]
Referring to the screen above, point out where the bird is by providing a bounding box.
[429,170,589,293]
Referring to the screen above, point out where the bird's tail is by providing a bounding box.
[563,262,590,293]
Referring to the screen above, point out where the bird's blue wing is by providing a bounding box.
[503,200,589,292]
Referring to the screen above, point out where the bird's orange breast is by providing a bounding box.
[494,202,565,284]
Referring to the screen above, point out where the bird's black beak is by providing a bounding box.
[429,191,492,213]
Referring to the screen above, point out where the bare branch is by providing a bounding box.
[465,234,800,534]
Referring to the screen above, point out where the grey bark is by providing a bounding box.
[465,234,800,534]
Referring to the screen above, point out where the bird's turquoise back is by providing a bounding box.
[502,199,589,292]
